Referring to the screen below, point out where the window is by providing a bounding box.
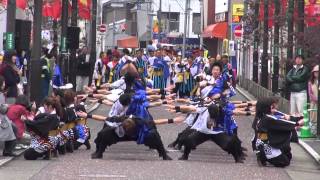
[160,12,180,33]
[193,13,201,34]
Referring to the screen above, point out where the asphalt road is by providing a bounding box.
[0,93,319,180]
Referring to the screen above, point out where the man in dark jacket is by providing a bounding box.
[286,55,310,115]
[76,47,91,92]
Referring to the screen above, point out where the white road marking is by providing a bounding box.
[79,174,127,178]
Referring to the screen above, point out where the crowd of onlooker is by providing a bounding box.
[0,50,35,156]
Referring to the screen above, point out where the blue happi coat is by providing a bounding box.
[52,65,64,87]
[152,57,170,89]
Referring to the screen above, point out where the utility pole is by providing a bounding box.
[60,0,69,82]
[199,0,203,48]
[30,0,42,104]
[6,0,15,34]
[252,0,260,83]
[286,0,294,73]
[261,0,269,88]
[318,56,320,137]
[272,0,280,93]
[90,0,97,85]
[157,0,162,44]
[284,0,294,99]
[147,0,153,41]
[242,0,248,78]
[168,4,171,33]
[70,0,78,88]
[297,0,304,56]
[112,8,116,47]
[182,0,190,58]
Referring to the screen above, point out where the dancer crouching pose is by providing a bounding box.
[24,97,62,160]
[167,103,245,163]
[77,111,184,160]
[252,97,304,167]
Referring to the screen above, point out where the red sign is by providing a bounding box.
[234,25,242,38]
[232,15,242,23]
[99,24,107,32]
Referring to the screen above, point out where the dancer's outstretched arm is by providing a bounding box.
[154,116,185,125]
[77,111,107,121]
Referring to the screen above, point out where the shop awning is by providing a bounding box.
[202,22,228,39]
[117,36,138,48]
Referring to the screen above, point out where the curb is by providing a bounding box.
[298,140,320,164]
[0,149,25,167]
[236,87,256,101]
[86,103,101,113]
[0,102,101,168]
[238,85,320,165]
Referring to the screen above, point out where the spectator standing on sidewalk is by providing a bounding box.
[308,65,318,136]
[40,48,52,101]
[0,75,18,157]
[76,47,91,92]
[0,51,21,104]
[286,55,310,115]
[92,52,106,88]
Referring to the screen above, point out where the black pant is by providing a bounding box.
[170,127,195,149]
[3,140,16,154]
[173,83,188,98]
[181,131,242,161]
[24,148,46,160]
[267,146,292,167]
[94,127,167,157]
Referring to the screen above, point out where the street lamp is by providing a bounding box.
[110,2,124,47]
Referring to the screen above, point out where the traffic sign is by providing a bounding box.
[234,25,242,38]
[99,24,107,33]
[4,32,15,50]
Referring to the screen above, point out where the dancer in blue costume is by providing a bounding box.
[52,60,63,88]
[134,49,148,79]
[164,102,245,162]
[107,56,121,83]
[182,57,195,97]
[189,51,205,97]
[77,102,185,160]
[151,49,170,89]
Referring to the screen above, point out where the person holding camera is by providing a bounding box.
[286,55,310,115]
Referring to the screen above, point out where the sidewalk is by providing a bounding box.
[0,102,101,168]
[237,86,320,165]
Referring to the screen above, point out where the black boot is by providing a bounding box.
[66,140,74,153]
[58,144,66,155]
[84,139,91,150]
[73,141,82,150]
[162,154,172,160]
[3,140,18,157]
[43,150,51,160]
[91,151,103,159]
[256,145,267,166]
[52,149,58,158]
[178,153,189,160]
[167,141,177,149]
